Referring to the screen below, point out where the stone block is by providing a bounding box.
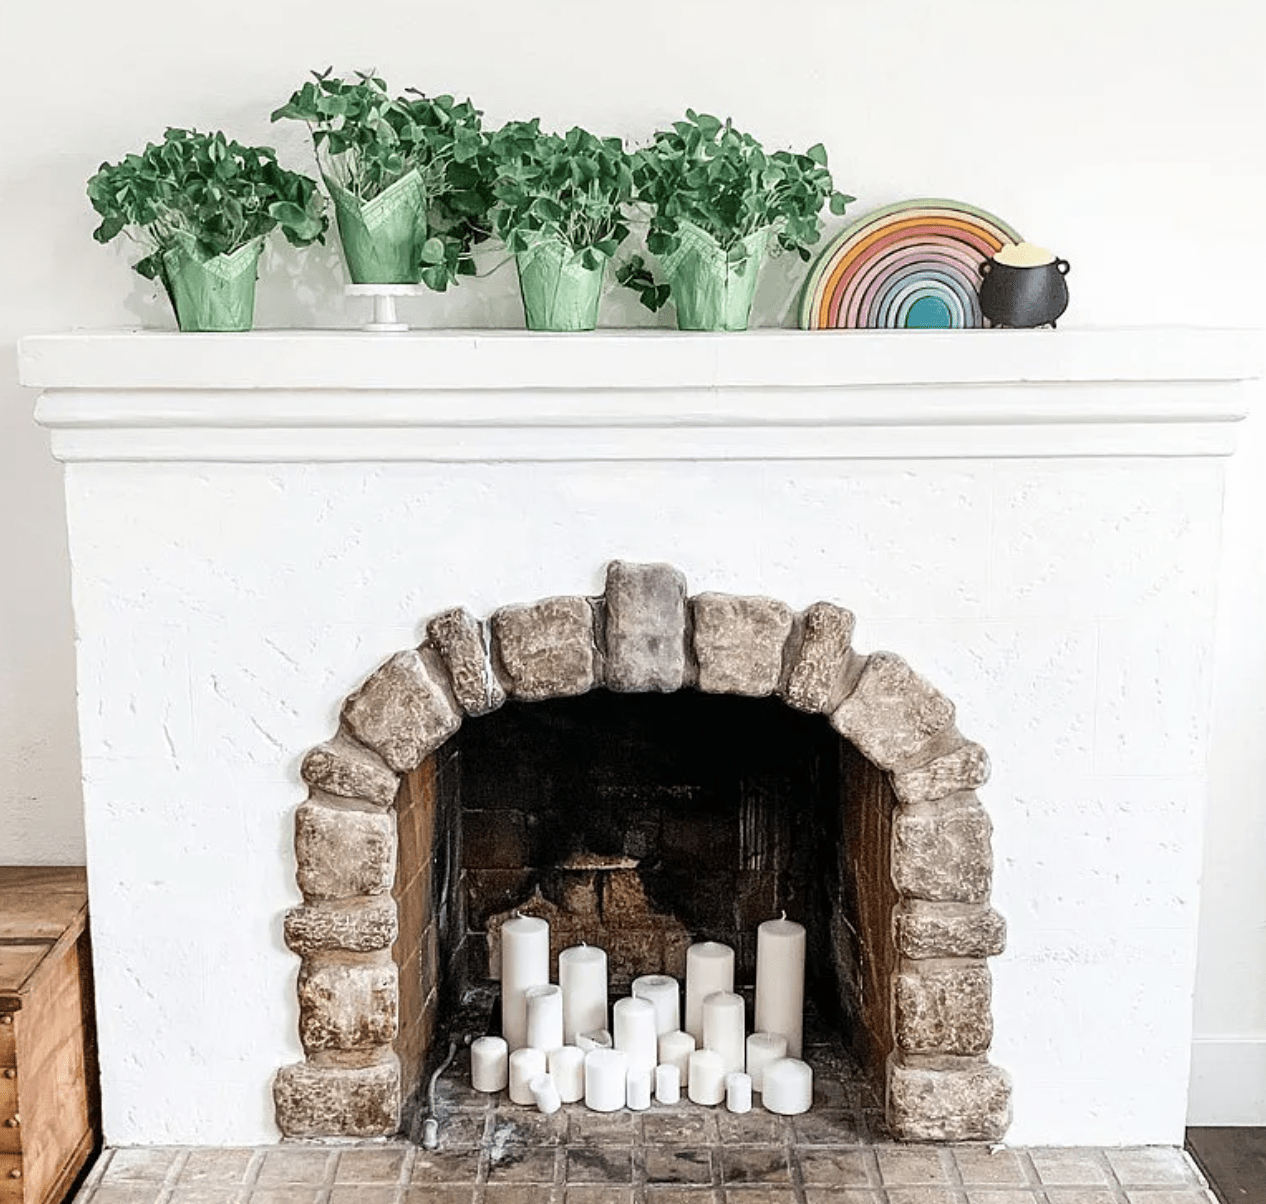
[492,596,597,700]
[886,1055,1011,1142]
[780,601,857,713]
[892,797,993,904]
[603,560,688,692]
[295,801,396,902]
[895,963,993,1055]
[342,648,462,773]
[300,734,400,808]
[691,593,794,696]
[892,742,991,805]
[284,897,399,955]
[830,652,956,770]
[426,607,505,717]
[273,1054,401,1138]
[893,901,1007,960]
[297,956,399,1052]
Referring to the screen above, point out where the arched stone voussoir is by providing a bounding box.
[603,560,689,693]
[301,732,400,808]
[274,1053,401,1139]
[779,600,858,714]
[691,592,795,696]
[427,607,506,717]
[491,596,599,700]
[892,740,991,806]
[297,954,399,1054]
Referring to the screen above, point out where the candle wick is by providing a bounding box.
[780,909,787,921]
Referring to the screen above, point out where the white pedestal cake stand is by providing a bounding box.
[344,284,425,333]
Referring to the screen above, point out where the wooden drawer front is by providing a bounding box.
[0,1153,23,1204]
[0,1075,16,1156]
[0,1017,14,1067]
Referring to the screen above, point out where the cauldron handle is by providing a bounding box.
[979,260,993,276]
[1056,258,1071,275]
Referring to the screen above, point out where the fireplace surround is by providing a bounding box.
[18,327,1256,1149]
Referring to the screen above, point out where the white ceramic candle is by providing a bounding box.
[613,995,658,1077]
[745,1031,788,1093]
[530,1072,562,1115]
[583,1048,628,1112]
[631,974,681,1036]
[658,1029,696,1087]
[762,1057,813,1115]
[548,1045,585,1104]
[655,1062,681,1105]
[726,1071,753,1114]
[509,1047,547,1105]
[501,915,550,1051]
[702,990,746,1076]
[626,1068,652,1111]
[577,1029,612,1051]
[687,1048,726,1105]
[754,916,806,1057]
[559,944,609,1045]
[525,983,564,1052]
[471,1035,509,1093]
[685,941,734,1043]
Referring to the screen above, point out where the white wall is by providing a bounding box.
[4,0,1265,1123]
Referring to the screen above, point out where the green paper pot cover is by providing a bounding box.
[327,169,427,285]
[161,238,262,332]
[515,236,605,332]
[658,220,771,332]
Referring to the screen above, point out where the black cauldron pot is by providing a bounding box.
[979,256,1070,328]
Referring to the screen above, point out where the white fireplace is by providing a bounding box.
[18,326,1256,1148]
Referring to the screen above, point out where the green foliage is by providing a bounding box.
[486,120,634,269]
[87,127,327,281]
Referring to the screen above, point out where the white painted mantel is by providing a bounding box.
[18,327,1260,1148]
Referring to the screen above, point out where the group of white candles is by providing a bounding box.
[468,913,815,1117]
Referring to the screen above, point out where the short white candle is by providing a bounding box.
[626,1068,652,1111]
[548,1045,585,1103]
[559,944,609,1044]
[725,1071,753,1114]
[687,1048,726,1106]
[613,996,658,1077]
[745,1032,788,1093]
[530,1072,562,1115]
[509,1047,547,1105]
[631,974,681,1036]
[755,916,806,1057]
[525,984,564,1052]
[577,1029,612,1051]
[762,1057,813,1115]
[685,942,735,1043]
[501,915,550,1051]
[658,1029,696,1087]
[584,1047,628,1112]
[655,1062,681,1105]
[702,990,746,1076]
[470,1035,509,1093]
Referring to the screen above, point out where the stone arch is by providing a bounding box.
[274,561,1012,1143]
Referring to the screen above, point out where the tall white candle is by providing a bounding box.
[725,1071,753,1114]
[658,1029,696,1087]
[559,944,609,1044]
[745,1031,788,1093]
[631,974,681,1036]
[687,1048,726,1105]
[762,1057,813,1115]
[754,916,805,1057]
[471,1035,509,1093]
[530,1072,562,1115]
[583,1048,628,1112]
[685,941,735,1042]
[702,990,746,1076]
[548,1045,585,1103]
[525,984,564,1052]
[613,995,658,1077]
[655,1062,681,1105]
[509,1047,547,1105]
[501,915,550,1051]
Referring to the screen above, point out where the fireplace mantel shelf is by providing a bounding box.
[19,327,1259,462]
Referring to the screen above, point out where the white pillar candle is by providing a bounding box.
[631,974,681,1036]
[530,1072,562,1115]
[726,1071,753,1114]
[584,1048,628,1112]
[658,1029,696,1087]
[762,1057,813,1115]
[702,990,746,1076]
[745,1031,788,1093]
[576,1029,612,1051]
[687,1048,726,1105]
[559,944,609,1044]
[509,1047,547,1105]
[655,1062,681,1105]
[613,996,658,1077]
[626,1068,652,1111]
[501,915,550,1051]
[471,1035,509,1093]
[525,984,564,1053]
[548,1045,586,1104]
[685,941,734,1042]
[754,916,806,1057]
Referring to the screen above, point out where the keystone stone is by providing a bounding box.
[426,607,505,717]
[285,897,399,955]
[492,596,597,700]
[887,1055,1012,1142]
[780,601,857,713]
[831,652,956,770]
[295,801,396,902]
[892,797,993,904]
[893,742,991,806]
[603,560,688,692]
[894,902,1007,960]
[342,648,462,773]
[692,593,794,696]
[274,1054,401,1138]
[297,957,398,1053]
[895,963,993,1055]
[301,735,400,808]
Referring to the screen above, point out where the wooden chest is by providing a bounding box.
[0,869,98,1204]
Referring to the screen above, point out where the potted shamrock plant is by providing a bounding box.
[87,127,327,332]
[618,111,852,331]
[271,70,488,288]
[486,120,634,331]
